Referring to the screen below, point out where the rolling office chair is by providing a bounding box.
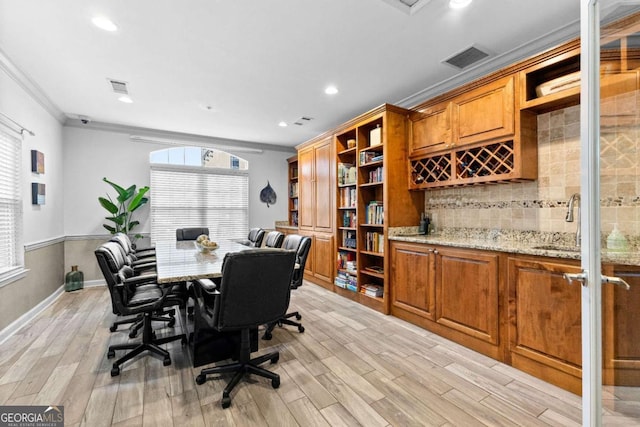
[111,232,156,260]
[193,249,296,408]
[262,234,311,340]
[95,243,187,376]
[176,227,210,241]
[263,230,284,248]
[238,228,265,247]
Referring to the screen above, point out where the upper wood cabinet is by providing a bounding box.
[408,102,451,156]
[452,75,515,146]
[298,137,334,232]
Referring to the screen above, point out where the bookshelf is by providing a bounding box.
[334,104,424,314]
[287,155,299,227]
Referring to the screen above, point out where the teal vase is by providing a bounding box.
[65,265,84,292]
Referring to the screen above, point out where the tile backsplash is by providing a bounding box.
[424,99,640,240]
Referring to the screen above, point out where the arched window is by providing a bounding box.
[149,147,249,243]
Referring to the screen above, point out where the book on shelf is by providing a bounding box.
[292,198,298,210]
[364,265,384,274]
[359,150,382,165]
[337,250,356,272]
[368,166,383,183]
[364,231,384,253]
[289,182,298,197]
[342,210,356,228]
[339,187,357,208]
[335,271,357,291]
[342,230,356,249]
[338,163,357,185]
[365,201,384,225]
[360,283,383,297]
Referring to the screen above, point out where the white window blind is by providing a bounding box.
[150,165,249,243]
[0,128,23,278]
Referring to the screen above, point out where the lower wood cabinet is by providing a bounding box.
[507,256,582,394]
[300,231,334,291]
[390,241,503,360]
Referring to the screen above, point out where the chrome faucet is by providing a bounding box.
[565,193,581,246]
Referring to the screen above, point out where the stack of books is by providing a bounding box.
[360,284,383,298]
[335,271,357,292]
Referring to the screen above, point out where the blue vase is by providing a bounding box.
[65,265,84,292]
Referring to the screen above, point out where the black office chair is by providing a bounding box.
[193,249,296,408]
[262,235,311,340]
[176,227,210,241]
[111,232,156,260]
[263,231,284,248]
[95,243,187,376]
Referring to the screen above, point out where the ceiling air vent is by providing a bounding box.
[443,45,490,69]
[293,116,313,126]
[108,79,129,94]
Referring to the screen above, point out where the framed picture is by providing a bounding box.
[31,150,45,174]
[31,183,45,205]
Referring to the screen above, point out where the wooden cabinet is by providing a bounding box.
[390,241,436,321]
[507,256,582,394]
[602,264,640,387]
[287,155,299,227]
[297,136,335,290]
[452,75,515,146]
[390,241,503,359]
[408,102,451,156]
[333,104,424,314]
[408,75,537,189]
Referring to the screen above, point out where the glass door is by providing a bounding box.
[580,1,640,424]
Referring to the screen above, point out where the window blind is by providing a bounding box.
[0,128,23,278]
[150,165,249,243]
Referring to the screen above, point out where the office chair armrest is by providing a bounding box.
[122,273,158,287]
[194,278,218,294]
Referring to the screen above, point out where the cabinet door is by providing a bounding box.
[312,232,334,285]
[314,139,334,232]
[436,247,500,345]
[390,242,435,320]
[409,103,452,155]
[298,147,315,230]
[453,75,515,146]
[508,257,582,393]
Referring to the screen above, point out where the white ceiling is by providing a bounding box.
[0,0,618,149]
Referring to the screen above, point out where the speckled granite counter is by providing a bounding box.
[389,227,640,266]
[275,221,298,231]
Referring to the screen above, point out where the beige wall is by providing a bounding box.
[424,97,640,243]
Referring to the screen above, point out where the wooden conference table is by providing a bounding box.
[154,239,256,366]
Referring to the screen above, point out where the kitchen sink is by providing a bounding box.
[532,244,580,252]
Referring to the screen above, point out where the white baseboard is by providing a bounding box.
[0,279,106,345]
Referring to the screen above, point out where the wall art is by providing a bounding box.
[31,150,44,174]
[31,182,45,205]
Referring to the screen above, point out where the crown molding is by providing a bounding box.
[64,118,296,154]
[0,48,66,124]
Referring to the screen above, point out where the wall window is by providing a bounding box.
[150,147,249,243]
[0,127,23,280]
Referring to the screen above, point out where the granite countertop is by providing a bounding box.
[388,227,640,266]
[275,221,298,230]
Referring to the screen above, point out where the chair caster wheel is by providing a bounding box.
[129,330,137,339]
[298,326,305,333]
[270,354,279,364]
[163,357,171,366]
[168,318,176,328]
[109,325,117,332]
[221,396,231,409]
[195,374,206,385]
[262,331,272,340]
[295,314,302,320]
[111,366,120,377]
[271,377,280,389]
[107,349,115,359]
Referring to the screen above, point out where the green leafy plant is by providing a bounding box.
[98,177,150,238]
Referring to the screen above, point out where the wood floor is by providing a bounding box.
[0,283,638,426]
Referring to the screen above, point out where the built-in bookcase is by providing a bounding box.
[287,155,299,227]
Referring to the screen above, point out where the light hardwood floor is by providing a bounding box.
[0,282,638,426]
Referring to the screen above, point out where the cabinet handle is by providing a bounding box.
[563,272,587,286]
[602,275,631,290]
[433,249,439,255]
[563,272,631,290]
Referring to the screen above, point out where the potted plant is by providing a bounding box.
[98,177,150,239]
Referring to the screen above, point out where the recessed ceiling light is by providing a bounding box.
[278,121,288,127]
[449,0,472,9]
[92,16,118,32]
[118,95,133,103]
[325,85,339,95]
